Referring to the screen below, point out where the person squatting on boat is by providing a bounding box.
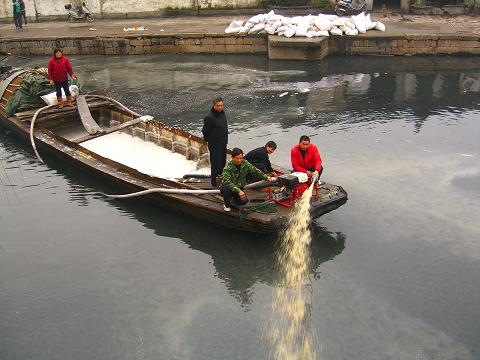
[291,135,323,179]
[47,48,76,109]
[202,96,228,187]
[245,140,278,177]
[221,148,277,212]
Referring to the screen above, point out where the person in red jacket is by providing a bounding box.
[291,135,323,179]
[47,48,76,108]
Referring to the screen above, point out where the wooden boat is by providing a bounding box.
[0,67,347,233]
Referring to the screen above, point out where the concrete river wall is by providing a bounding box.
[1,33,479,60]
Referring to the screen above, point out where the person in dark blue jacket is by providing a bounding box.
[245,140,278,176]
[202,96,228,187]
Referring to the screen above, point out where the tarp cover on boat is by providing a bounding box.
[5,69,79,116]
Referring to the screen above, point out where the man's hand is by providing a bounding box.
[72,75,76,80]
[267,176,276,183]
[49,80,54,86]
[312,170,319,178]
[239,190,246,200]
[306,171,313,177]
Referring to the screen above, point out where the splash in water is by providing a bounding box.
[267,182,316,360]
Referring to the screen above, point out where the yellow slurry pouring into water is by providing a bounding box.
[267,181,316,360]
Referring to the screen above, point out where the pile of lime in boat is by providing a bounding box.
[225,11,385,38]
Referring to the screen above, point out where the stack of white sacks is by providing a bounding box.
[225,11,385,38]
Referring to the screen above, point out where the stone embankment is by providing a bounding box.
[1,15,479,60]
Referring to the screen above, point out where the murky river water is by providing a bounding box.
[1,54,479,360]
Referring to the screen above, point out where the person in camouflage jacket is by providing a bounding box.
[220,148,276,212]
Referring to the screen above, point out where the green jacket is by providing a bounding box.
[222,160,268,193]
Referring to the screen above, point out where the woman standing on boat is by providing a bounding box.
[48,48,76,108]
[202,96,228,187]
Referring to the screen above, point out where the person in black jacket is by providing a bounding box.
[19,0,27,26]
[202,96,228,187]
[245,141,278,177]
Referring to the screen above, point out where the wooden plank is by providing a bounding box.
[15,99,111,118]
[76,117,146,143]
[15,100,111,121]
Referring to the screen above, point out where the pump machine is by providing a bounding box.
[263,172,318,207]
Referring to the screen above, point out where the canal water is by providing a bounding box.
[1,54,479,360]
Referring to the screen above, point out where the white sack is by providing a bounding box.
[225,27,241,34]
[284,27,296,38]
[248,14,265,24]
[345,20,356,29]
[314,17,331,31]
[225,20,244,34]
[231,20,244,28]
[365,14,377,30]
[295,18,310,37]
[375,21,386,31]
[41,85,79,106]
[332,18,347,27]
[265,25,276,34]
[330,27,343,36]
[249,23,265,34]
[345,28,359,36]
[352,12,367,33]
[270,14,284,22]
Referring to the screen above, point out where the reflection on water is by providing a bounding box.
[0,131,345,309]
[6,55,480,135]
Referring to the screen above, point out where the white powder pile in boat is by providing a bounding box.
[82,132,209,179]
[267,182,316,360]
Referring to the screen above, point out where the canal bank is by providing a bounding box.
[1,15,480,59]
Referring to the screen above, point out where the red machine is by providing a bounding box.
[263,173,318,207]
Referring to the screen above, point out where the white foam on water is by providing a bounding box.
[267,183,316,360]
[82,132,209,179]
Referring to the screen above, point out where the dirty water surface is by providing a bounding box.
[1,54,479,360]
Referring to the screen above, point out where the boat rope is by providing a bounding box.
[29,104,57,163]
[84,95,141,118]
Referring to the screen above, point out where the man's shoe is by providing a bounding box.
[223,204,231,212]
